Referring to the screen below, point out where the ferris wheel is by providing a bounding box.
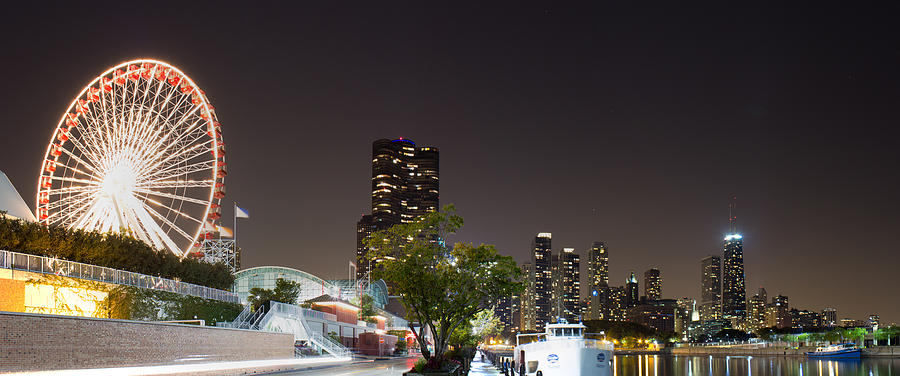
[36,59,226,257]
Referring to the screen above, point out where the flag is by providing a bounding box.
[235,205,250,219]
[217,225,234,238]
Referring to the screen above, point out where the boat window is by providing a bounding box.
[564,328,573,336]
[554,329,562,336]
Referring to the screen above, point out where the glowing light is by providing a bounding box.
[724,234,743,241]
[36,59,225,257]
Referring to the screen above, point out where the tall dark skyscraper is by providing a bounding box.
[586,241,609,292]
[722,200,747,320]
[551,247,581,322]
[356,138,439,280]
[644,268,661,300]
[532,233,553,330]
[699,255,722,322]
[625,272,639,309]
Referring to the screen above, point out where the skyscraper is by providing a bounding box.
[586,241,609,292]
[625,272,639,309]
[722,234,747,319]
[822,308,837,327]
[747,287,768,333]
[766,295,790,329]
[699,255,722,322]
[721,199,747,320]
[644,268,661,300]
[532,233,553,330]
[551,248,580,322]
[355,214,376,280]
[520,262,535,330]
[356,138,439,280]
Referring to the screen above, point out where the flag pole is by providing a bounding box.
[234,202,238,247]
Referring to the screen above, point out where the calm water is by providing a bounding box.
[612,355,899,376]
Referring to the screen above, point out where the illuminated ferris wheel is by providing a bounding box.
[36,59,226,257]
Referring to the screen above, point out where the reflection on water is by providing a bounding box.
[613,355,898,376]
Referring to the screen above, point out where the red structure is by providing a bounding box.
[358,332,398,356]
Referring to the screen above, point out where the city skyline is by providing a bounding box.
[0,3,897,325]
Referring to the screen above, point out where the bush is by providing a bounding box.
[105,285,242,325]
[0,215,234,289]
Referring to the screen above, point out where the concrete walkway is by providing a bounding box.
[469,351,503,375]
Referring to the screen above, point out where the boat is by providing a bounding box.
[513,319,614,376]
[805,343,861,358]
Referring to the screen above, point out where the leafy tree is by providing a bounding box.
[584,320,656,341]
[470,309,504,342]
[357,294,377,323]
[714,329,750,342]
[364,205,521,368]
[846,327,867,345]
[247,278,301,311]
[824,328,844,343]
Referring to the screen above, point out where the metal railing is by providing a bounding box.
[268,302,349,358]
[0,249,238,303]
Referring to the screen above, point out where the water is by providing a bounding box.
[613,355,899,376]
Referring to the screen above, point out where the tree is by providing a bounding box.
[846,328,867,346]
[470,309,504,342]
[357,294,377,323]
[247,278,301,311]
[364,205,521,368]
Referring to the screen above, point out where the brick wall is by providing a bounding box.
[0,311,294,372]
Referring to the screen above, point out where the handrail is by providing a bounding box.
[0,249,238,303]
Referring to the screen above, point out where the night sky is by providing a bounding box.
[1,3,898,324]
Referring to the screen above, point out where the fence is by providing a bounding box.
[0,249,238,303]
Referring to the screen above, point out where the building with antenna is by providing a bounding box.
[722,197,747,321]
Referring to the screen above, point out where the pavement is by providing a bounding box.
[469,351,503,376]
[7,357,355,376]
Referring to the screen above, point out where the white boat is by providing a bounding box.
[513,319,614,376]
[805,343,861,358]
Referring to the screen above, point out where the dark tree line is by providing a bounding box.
[0,215,233,289]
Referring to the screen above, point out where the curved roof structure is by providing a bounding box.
[0,171,35,221]
[233,266,341,304]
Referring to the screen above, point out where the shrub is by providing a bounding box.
[0,215,233,289]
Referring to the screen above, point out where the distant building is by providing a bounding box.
[722,234,747,320]
[605,286,627,321]
[627,299,678,333]
[551,248,580,322]
[493,296,511,330]
[746,287,768,333]
[841,318,868,328]
[822,308,837,327]
[532,233,553,330]
[625,272,639,309]
[355,138,439,280]
[766,295,790,329]
[520,262,535,330]
[869,315,880,329]
[791,309,823,329]
[355,214,376,280]
[699,255,722,322]
[586,241,609,292]
[675,297,696,339]
[644,268,661,300]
